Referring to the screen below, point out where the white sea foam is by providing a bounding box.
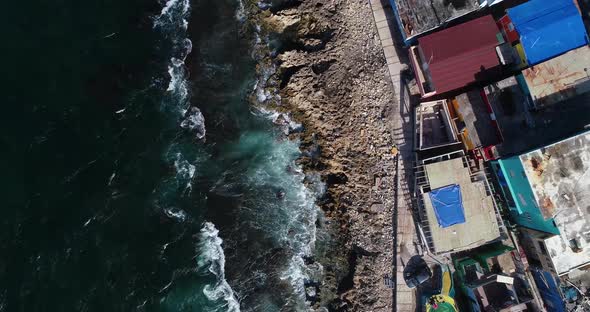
[234,12,324,302]
[179,38,193,62]
[155,0,203,134]
[173,152,196,193]
[83,218,93,227]
[197,222,241,312]
[181,107,206,139]
[154,0,190,29]
[234,133,323,307]
[254,106,302,135]
[278,175,321,299]
[166,58,190,107]
[235,0,246,22]
[108,172,116,186]
[164,207,187,222]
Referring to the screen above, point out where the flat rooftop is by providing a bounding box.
[485,76,590,157]
[421,158,501,254]
[454,90,501,149]
[415,100,460,150]
[523,45,590,109]
[520,131,590,275]
[391,0,480,40]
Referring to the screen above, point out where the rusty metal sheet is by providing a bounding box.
[523,46,590,109]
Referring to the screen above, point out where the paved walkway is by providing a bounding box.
[369,0,419,311]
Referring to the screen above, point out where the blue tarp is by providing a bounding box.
[507,0,589,65]
[429,184,466,228]
[531,269,565,312]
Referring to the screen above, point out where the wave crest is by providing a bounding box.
[181,107,206,140]
[173,152,196,193]
[153,0,190,29]
[197,222,241,312]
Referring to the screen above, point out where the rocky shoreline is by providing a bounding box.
[246,0,400,310]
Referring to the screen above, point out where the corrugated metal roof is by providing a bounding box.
[507,0,589,65]
[418,15,502,95]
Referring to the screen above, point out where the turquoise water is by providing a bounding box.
[5,0,327,310]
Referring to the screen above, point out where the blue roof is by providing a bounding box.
[429,184,466,228]
[507,0,589,65]
[531,269,565,312]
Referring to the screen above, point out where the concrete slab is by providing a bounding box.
[398,291,415,304]
[423,158,501,254]
[377,25,393,40]
[380,36,395,48]
[383,45,397,59]
[369,0,416,310]
[521,131,590,275]
[372,8,387,23]
[376,19,390,30]
[388,62,404,77]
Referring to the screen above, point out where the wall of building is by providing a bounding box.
[496,157,560,234]
[519,228,558,275]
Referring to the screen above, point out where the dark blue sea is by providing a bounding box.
[6,0,331,311]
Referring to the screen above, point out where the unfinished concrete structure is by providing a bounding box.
[415,100,460,151]
[454,243,535,312]
[521,131,590,275]
[477,74,590,157]
[494,131,590,276]
[389,0,482,43]
[452,90,501,152]
[415,152,505,255]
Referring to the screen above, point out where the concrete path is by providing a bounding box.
[369,0,419,311]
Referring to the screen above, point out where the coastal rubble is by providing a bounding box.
[257,0,399,310]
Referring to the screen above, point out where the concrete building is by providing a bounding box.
[388,0,512,44]
[492,131,590,276]
[443,71,590,158]
[415,152,506,255]
[451,90,502,154]
[453,243,536,312]
[521,45,590,110]
[414,100,461,153]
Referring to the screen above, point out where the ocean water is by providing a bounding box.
[6,0,328,311]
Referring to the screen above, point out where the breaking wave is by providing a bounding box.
[173,152,196,193]
[154,0,204,134]
[181,106,206,139]
[164,207,188,222]
[153,0,326,309]
[154,0,190,30]
[235,0,246,22]
[197,222,241,312]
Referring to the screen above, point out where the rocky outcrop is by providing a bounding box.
[252,0,399,310]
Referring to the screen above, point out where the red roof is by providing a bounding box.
[418,15,502,95]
